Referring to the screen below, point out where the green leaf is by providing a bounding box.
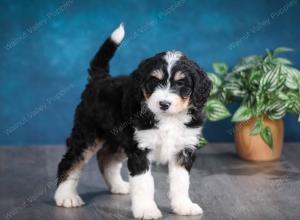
[263,51,273,63]
[272,58,292,65]
[209,73,222,86]
[250,118,263,135]
[272,47,294,56]
[268,111,286,120]
[233,63,256,73]
[253,90,265,115]
[286,91,299,102]
[268,102,288,120]
[205,100,231,121]
[260,65,281,92]
[283,66,300,90]
[208,74,222,95]
[241,55,262,64]
[277,92,289,101]
[260,126,273,149]
[249,70,261,83]
[292,100,300,114]
[262,63,273,73]
[198,136,208,148]
[231,105,253,122]
[277,73,287,90]
[224,79,246,97]
[213,62,228,75]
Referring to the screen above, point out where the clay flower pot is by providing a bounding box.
[234,117,284,161]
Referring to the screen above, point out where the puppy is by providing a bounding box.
[54,24,212,219]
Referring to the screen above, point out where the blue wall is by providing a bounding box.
[1,0,299,145]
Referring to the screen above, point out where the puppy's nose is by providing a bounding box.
[159,101,171,111]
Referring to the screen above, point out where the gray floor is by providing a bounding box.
[0,144,300,220]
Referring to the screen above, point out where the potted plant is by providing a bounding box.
[223,47,300,161]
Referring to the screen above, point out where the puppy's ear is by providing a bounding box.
[190,62,212,110]
[124,70,143,116]
[131,70,143,103]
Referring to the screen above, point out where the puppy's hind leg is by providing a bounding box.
[97,146,129,194]
[54,136,103,208]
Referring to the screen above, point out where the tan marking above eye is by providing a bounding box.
[174,71,185,81]
[142,88,150,100]
[150,70,164,80]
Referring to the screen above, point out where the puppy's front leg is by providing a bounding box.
[169,148,203,216]
[128,149,162,219]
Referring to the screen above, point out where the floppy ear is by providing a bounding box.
[124,70,143,117]
[190,62,212,110]
[125,68,156,128]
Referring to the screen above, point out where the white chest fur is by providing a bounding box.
[134,111,202,164]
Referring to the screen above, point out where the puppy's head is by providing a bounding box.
[133,51,211,115]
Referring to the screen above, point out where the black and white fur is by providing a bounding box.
[54,24,212,219]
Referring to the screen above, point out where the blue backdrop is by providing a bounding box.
[1,0,299,145]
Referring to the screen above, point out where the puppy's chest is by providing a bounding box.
[134,114,201,164]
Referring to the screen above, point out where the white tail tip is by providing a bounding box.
[111,23,125,45]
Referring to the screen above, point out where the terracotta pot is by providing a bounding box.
[234,117,284,161]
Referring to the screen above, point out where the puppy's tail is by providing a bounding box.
[88,23,125,81]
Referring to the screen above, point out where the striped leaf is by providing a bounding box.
[272,47,294,56]
[224,80,246,97]
[260,65,281,92]
[232,105,252,122]
[249,70,261,85]
[198,136,208,148]
[255,100,265,116]
[277,74,287,90]
[283,66,300,89]
[292,100,300,114]
[272,57,292,65]
[263,52,272,63]
[260,126,273,149]
[241,55,262,64]
[209,74,222,95]
[277,92,289,101]
[287,91,298,102]
[265,101,281,111]
[250,117,263,136]
[267,101,288,120]
[205,100,231,121]
[233,64,254,73]
[262,64,272,73]
[213,63,228,75]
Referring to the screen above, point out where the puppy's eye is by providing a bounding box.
[175,80,185,87]
[147,77,160,86]
[150,76,160,81]
[145,77,160,91]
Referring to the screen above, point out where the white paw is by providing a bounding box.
[172,200,203,216]
[132,202,162,219]
[110,181,130,194]
[54,187,85,208]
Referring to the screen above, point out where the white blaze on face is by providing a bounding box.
[146,51,186,114]
[164,51,182,77]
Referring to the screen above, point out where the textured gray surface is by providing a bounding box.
[0,144,300,220]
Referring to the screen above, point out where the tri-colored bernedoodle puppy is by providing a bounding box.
[54,24,211,219]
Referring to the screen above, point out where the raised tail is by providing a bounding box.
[88,23,125,81]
